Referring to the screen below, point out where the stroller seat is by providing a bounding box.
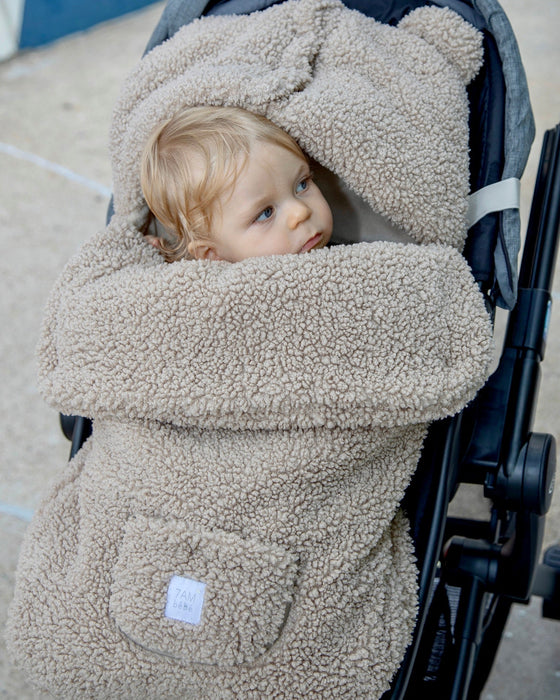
[6,1,559,699]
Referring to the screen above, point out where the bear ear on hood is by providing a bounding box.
[397,6,484,85]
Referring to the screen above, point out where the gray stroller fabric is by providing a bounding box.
[434,0,534,307]
[207,0,281,15]
[473,0,535,308]
[143,0,209,53]
[6,2,493,698]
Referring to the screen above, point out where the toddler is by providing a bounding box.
[140,105,333,263]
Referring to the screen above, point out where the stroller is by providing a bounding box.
[13,0,560,698]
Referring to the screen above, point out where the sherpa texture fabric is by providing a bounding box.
[7,1,492,698]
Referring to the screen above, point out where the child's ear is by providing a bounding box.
[144,235,162,249]
[188,240,223,261]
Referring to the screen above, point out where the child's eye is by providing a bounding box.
[296,177,310,194]
[255,206,274,223]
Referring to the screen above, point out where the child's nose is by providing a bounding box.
[287,200,311,230]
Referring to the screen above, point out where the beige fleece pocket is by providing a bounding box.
[110,514,298,667]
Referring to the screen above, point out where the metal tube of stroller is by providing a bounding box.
[501,125,560,483]
[518,124,560,294]
[449,577,486,700]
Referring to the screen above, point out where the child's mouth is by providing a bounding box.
[299,233,322,253]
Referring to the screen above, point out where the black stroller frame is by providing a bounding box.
[393,122,560,700]
[60,1,560,698]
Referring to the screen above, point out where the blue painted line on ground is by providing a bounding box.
[0,502,34,522]
[0,142,112,198]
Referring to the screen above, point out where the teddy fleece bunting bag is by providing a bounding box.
[7,1,493,697]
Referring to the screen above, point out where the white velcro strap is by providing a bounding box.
[467,177,521,228]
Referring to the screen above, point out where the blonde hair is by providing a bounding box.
[140,106,306,261]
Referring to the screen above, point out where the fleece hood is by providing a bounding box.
[110,0,483,248]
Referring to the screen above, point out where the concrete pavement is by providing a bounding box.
[0,1,558,697]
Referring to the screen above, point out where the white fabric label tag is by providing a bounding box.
[165,575,206,625]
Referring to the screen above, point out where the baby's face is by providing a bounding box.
[201,142,332,262]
